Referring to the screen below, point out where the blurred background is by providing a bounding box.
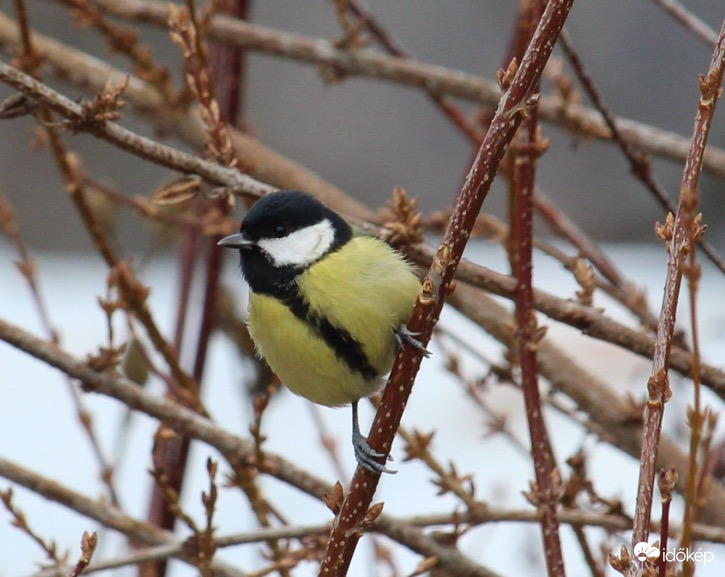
[2,2,725,577]
[0,0,724,253]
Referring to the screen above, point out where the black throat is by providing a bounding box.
[241,249,378,382]
[239,204,352,299]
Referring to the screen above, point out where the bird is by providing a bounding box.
[218,190,427,473]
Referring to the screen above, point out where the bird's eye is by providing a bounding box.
[272,225,287,238]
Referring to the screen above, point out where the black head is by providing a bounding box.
[218,190,352,296]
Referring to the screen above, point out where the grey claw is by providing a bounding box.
[352,431,396,475]
[395,324,432,357]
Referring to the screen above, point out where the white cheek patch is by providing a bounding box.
[257,219,336,267]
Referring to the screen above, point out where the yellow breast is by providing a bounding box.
[247,237,420,407]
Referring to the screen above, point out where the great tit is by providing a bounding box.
[218,190,425,473]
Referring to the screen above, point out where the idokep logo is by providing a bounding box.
[633,542,715,566]
[633,542,659,562]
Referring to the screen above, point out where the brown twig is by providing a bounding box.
[631,18,725,556]
[0,487,64,564]
[68,531,98,577]
[398,424,477,509]
[657,468,677,577]
[320,2,575,574]
[29,523,334,577]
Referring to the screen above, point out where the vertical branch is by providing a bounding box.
[678,57,711,576]
[657,468,677,577]
[509,2,564,576]
[319,2,575,575]
[631,18,725,554]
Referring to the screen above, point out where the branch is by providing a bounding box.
[631,18,725,552]
[508,3,564,575]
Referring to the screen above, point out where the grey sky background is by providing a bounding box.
[0,0,723,252]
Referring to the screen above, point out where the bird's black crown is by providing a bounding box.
[241,190,351,244]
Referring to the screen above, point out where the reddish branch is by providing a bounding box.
[319,1,576,575]
[631,18,725,552]
[508,2,564,576]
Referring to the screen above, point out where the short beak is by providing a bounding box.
[218,233,254,249]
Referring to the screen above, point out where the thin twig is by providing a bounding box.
[649,0,719,46]
[507,3,564,575]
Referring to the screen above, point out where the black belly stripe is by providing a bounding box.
[281,291,378,381]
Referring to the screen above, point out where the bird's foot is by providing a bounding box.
[394,324,431,357]
[352,429,396,475]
